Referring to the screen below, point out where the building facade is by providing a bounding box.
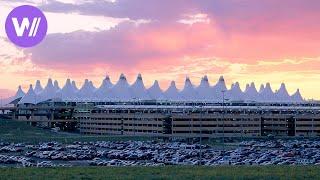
[73,103,320,137]
[5,101,319,137]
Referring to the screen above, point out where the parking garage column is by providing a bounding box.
[12,110,16,120]
[31,109,35,121]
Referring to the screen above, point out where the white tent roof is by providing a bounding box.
[164,81,181,101]
[38,78,57,102]
[259,84,265,93]
[291,89,304,102]
[71,81,79,93]
[111,74,132,101]
[13,85,25,100]
[94,75,114,100]
[13,75,309,103]
[259,83,275,102]
[147,80,164,100]
[130,74,150,100]
[56,79,76,100]
[18,85,38,104]
[196,75,212,101]
[244,82,260,101]
[212,76,227,101]
[53,80,61,92]
[212,76,227,91]
[76,79,96,100]
[5,85,26,105]
[244,84,250,92]
[34,80,43,94]
[227,82,244,101]
[89,81,97,91]
[275,83,291,102]
[180,77,198,101]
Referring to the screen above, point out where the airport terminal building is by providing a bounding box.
[3,74,320,138]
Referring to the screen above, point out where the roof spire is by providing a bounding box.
[120,73,126,80]
[185,76,191,83]
[137,73,142,80]
[219,75,224,82]
[105,74,110,80]
[203,75,208,82]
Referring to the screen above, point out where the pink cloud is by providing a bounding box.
[27,7,320,69]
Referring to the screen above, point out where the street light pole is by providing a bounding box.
[222,90,225,151]
[133,98,136,136]
[199,105,203,165]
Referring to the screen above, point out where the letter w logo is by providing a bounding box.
[12,17,41,37]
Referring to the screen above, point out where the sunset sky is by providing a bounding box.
[0,0,319,99]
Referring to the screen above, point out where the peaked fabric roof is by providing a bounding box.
[147,80,164,100]
[19,85,38,104]
[38,79,57,102]
[212,76,228,101]
[275,83,291,102]
[259,83,275,102]
[16,75,307,103]
[34,80,43,94]
[259,84,265,93]
[71,81,79,92]
[111,74,132,101]
[227,82,244,101]
[54,80,61,92]
[244,82,260,101]
[94,75,114,100]
[291,89,304,102]
[164,81,181,101]
[180,77,198,101]
[56,79,76,100]
[196,75,212,101]
[77,79,96,100]
[131,74,150,100]
[13,85,25,100]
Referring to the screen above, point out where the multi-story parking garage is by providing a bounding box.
[72,102,320,137]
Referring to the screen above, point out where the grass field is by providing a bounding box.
[0,119,153,143]
[0,119,235,148]
[0,166,319,179]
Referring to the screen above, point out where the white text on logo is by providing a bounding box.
[12,17,41,37]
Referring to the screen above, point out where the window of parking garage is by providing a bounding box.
[297,130,313,133]
[297,119,315,121]
[173,124,189,127]
[296,124,313,127]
